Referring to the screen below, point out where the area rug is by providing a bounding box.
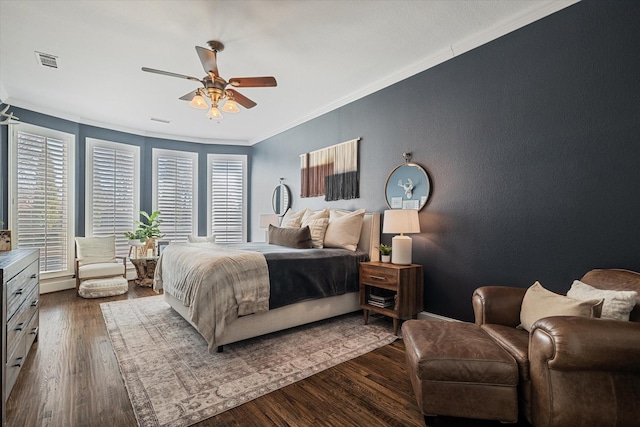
[100,295,397,427]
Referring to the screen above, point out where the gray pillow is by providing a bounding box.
[268,225,313,249]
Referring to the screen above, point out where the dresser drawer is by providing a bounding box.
[6,304,29,358]
[26,284,40,322]
[25,309,39,353]
[360,265,398,287]
[6,332,27,396]
[6,260,39,320]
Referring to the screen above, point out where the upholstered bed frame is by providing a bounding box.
[163,212,380,348]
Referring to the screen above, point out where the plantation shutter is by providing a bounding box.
[154,150,197,243]
[209,155,246,243]
[87,139,139,257]
[12,128,73,275]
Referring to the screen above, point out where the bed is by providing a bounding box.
[155,211,380,351]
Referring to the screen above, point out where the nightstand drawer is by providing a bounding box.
[360,265,398,286]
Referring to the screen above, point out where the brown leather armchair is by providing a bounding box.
[472,269,640,427]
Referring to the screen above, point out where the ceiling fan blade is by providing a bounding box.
[179,90,198,101]
[142,67,201,83]
[196,46,219,76]
[227,89,257,109]
[228,76,277,88]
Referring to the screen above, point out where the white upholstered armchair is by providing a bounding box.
[75,236,128,297]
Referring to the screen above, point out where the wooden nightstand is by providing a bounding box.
[359,261,424,335]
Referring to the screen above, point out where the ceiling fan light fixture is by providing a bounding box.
[206,105,223,121]
[221,99,240,114]
[189,92,208,109]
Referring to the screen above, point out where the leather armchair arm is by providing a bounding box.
[530,316,640,372]
[472,286,526,327]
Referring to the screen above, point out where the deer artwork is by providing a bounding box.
[398,178,415,199]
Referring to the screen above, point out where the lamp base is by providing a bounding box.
[391,235,412,265]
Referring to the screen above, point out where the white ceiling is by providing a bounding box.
[0,0,577,146]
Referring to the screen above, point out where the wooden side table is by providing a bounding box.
[359,261,424,335]
[130,257,158,287]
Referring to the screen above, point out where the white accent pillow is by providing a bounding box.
[519,282,603,332]
[301,217,330,248]
[281,209,307,228]
[187,235,216,243]
[323,209,365,251]
[567,280,638,321]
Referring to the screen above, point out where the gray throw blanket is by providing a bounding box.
[154,243,270,352]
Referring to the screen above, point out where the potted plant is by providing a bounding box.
[377,244,392,263]
[0,220,10,252]
[125,210,163,257]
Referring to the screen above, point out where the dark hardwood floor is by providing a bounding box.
[6,283,530,426]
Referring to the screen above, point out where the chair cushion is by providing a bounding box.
[481,323,531,381]
[76,236,116,266]
[78,262,124,279]
[78,277,128,299]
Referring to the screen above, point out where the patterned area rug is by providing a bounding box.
[100,295,397,427]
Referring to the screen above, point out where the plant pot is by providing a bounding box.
[381,254,391,263]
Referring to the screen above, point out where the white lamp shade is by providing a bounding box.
[259,213,279,228]
[382,209,420,234]
[383,209,420,265]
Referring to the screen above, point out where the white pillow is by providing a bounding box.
[519,282,603,332]
[567,280,638,321]
[323,209,365,251]
[281,209,307,228]
[301,217,330,248]
[302,208,329,223]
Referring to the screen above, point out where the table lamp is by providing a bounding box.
[259,213,280,241]
[382,209,420,265]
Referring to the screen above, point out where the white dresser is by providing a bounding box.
[1,249,39,426]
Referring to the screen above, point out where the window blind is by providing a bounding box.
[154,150,197,243]
[209,155,246,243]
[87,140,139,257]
[13,130,71,274]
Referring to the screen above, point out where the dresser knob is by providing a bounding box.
[12,356,24,368]
[31,299,39,307]
[31,273,37,279]
[30,326,39,335]
[15,288,24,295]
[369,275,387,281]
[15,322,26,331]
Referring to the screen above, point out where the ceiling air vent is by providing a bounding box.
[34,51,59,69]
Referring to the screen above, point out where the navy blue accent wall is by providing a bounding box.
[251,1,640,320]
[0,107,251,238]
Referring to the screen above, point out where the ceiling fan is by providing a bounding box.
[142,40,277,121]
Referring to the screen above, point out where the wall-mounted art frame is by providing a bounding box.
[384,162,431,211]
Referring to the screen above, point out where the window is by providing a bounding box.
[207,154,247,243]
[9,123,75,278]
[153,149,198,243]
[86,139,139,257]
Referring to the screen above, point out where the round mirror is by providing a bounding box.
[384,162,431,211]
[272,183,291,216]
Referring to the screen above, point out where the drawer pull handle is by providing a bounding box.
[12,357,24,368]
[31,273,37,279]
[15,288,24,295]
[369,275,387,281]
[15,322,26,331]
[31,299,39,307]
[30,326,39,336]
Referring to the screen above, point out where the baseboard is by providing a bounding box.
[417,311,461,322]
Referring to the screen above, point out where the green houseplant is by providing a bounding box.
[377,243,392,263]
[125,210,163,257]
